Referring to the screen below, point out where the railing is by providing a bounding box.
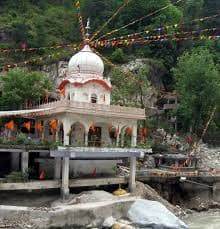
[38,100,145,117]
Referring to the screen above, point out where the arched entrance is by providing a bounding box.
[69,122,85,146]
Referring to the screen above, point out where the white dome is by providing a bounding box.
[68,45,104,77]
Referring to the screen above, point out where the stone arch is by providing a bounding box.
[69,121,86,146]
[88,122,113,147]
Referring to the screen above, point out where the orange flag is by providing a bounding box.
[35,121,43,132]
[138,128,143,136]
[143,127,147,136]
[79,121,83,130]
[126,127,133,135]
[24,121,31,131]
[4,120,14,130]
[50,119,58,131]
[90,122,96,132]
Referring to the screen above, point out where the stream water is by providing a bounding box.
[185,210,220,229]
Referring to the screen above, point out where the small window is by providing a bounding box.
[91,93,97,103]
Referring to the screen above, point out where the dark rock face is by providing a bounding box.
[128,199,189,229]
[0,30,13,43]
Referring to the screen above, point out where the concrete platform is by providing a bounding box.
[0,177,127,191]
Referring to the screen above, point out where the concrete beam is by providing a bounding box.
[51,147,145,159]
[0,177,127,191]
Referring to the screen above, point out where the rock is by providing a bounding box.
[103,216,116,228]
[128,199,189,229]
[133,182,183,216]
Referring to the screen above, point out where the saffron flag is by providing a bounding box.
[143,127,147,136]
[138,128,143,136]
[50,119,58,131]
[90,122,96,132]
[126,127,133,135]
[24,121,31,131]
[35,121,43,132]
[4,120,14,130]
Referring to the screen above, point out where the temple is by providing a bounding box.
[0,22,146,197]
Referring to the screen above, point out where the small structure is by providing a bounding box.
[51,147,145,198]
[153,154,199,171]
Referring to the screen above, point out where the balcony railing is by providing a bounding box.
[38,100,145,119]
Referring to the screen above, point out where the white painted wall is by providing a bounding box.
[64,81,111,105]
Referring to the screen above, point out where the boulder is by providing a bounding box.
[102,216,116,228]
[128,199,189,229]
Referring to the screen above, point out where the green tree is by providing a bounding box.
[111,65,150,108]
[111,48,127,63]
[0,69,54,110]
[172,48,220,135]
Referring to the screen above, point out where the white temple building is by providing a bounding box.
[0,40,146,196]
[0,44,145,148]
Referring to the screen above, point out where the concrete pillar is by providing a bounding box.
[131,125,137,147]
[129,156,136,192]
[63,121,70,146]
[61,157,70,200]
[116,134,120,147]
[213,182,220,202]
[54,158,61,179]
[85,131,89,146]
[21,151,29,173]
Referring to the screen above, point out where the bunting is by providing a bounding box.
[0,43,78,54]
[90,0,132,41]
[75,0,86,41]
[94,14,220,42]
[0,48,78,71]
[93,35,220,48]
[96,0,184,40]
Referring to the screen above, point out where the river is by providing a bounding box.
[185,210,220,229]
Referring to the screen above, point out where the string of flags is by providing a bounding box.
[95,14,220,42]
[92,35,220,48]
[0,48,78,71]
[0,43,78,54]
[75,0,86,41]
[96,0,184,41]
[90,0,132,41]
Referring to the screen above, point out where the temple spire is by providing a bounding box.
[85,18,90,43]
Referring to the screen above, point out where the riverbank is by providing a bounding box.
[0,182,188,228]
